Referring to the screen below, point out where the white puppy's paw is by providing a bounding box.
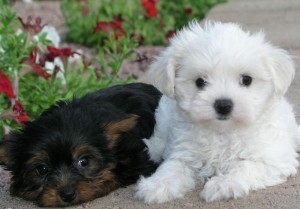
[135,176,183,203]
[200,176,248,202]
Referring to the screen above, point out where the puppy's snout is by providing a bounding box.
[214,99,233,117]
[60,186,76,202]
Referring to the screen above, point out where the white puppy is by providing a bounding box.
[135,21,300,203]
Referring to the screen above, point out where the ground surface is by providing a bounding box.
[1,0,300,208]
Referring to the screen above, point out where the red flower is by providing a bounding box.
[47,46,64,57]
[165,30,175,40]
[81,6,90,15]
[184,6,192,15]
[23,48,51,80]
[12,100,28,125]
[141,0,158,18]
[27,48,38,63]
[0,70,16,99]
[61,48,76,57]
[46,46,78,59]
[32,65,51,80]
[18,16,45,35]
[93,21,125,39]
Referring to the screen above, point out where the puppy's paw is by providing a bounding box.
[135,176,184,203]
[200,176,248,202]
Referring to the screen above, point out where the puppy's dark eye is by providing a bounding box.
[36,164,49,176]
[240,75,252,86]
[195,77,206,89]
[78,156,89,168]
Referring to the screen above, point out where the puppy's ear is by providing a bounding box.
[145,47,176,98]
[268,48,295,97]
[103,114,139,148]
[0,142,10,167]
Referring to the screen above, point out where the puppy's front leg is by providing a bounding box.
[200,158,298,202]
[135,159,195,203]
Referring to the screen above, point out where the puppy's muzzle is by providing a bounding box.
[60,186,76,202]
[214,99,233,120]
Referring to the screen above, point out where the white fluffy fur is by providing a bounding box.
[135,21,300,203]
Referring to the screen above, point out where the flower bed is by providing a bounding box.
[0,0,225,138]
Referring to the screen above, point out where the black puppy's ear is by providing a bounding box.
[0,142,10,167]
[103,114,139,148]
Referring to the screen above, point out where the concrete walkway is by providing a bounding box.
[1,0,300,208]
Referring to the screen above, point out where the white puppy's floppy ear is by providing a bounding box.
[145,47,176,98]
[268,48,295,97]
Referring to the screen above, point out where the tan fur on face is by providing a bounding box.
[38,163,118,207]
[76,163,118,200]
[38,187,62,207]
[72,145,100,161]
[26,151,49,166]
[18,188,43,201]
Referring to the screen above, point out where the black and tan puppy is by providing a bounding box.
[0,83,161,207]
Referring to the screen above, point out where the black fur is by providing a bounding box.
[0,83,162,207]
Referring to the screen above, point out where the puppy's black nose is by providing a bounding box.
[214,99,233,117]
[60,187,76,202]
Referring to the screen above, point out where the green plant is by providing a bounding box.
[0,2,137,139]
[61,0,226,47]
[1,0,226,139]
[0,0,12,5]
